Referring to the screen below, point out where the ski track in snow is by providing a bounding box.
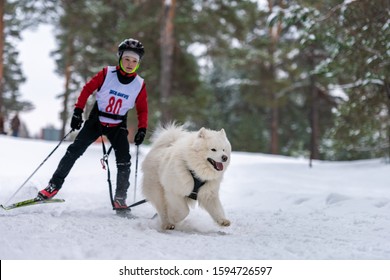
[1,136,390,260]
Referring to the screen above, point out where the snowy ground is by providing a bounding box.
[1,135,390,260]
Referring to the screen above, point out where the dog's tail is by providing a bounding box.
[150,122,186,149]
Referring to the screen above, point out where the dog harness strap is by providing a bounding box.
[188,170,206,200]
[98,110,127,120]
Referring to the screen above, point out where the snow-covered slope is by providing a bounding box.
[1,135,389,259]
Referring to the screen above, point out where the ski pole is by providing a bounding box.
[133,144,139,203]
[4,129,74,205]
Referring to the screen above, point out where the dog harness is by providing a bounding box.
[188,170,206,200]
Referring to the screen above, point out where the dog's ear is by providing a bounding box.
[198,127,207,138]
[219,128,226,137]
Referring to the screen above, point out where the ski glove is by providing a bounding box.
[70,108,83,130]
[134,128,146,145]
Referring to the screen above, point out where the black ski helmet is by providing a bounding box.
[117,38,145,60]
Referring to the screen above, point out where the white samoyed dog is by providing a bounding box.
[142,123,231,230]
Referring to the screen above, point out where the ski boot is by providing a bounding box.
[114,196,134,219]
[37,183,60,201]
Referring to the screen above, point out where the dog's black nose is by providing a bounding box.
[222,155,228,162]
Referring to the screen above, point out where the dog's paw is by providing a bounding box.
[218,218,231,227]
[162,223,175,230]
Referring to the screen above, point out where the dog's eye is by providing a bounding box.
[211,148,217,152]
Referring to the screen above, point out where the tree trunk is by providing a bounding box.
[0,0,4,134]
[309,52,320,166]
[310,85,320,162]
[385,80,390,163]
[270,96,279,154]
[267,0,283,154]
[159,0,176,124]
[60,31,74,138]
[61,51,72,138]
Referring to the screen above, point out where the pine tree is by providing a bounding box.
[0,0,57,134]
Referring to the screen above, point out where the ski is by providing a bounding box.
[0,197,65,211]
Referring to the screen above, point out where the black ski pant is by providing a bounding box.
[49,118,131,199]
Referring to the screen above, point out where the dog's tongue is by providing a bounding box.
[215,162,224,171]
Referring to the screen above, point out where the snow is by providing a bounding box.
[1,134,390,261]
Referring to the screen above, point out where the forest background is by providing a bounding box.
[0,0,389,161]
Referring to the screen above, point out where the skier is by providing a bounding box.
[37,38,148,213]
[10,113,21,137]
